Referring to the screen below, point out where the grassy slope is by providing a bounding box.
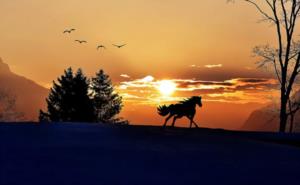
[1,123,300,185]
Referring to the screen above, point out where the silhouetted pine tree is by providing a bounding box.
[91,69,123,123]
[40,68,95,122]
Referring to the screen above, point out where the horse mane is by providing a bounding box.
[179,96,199,105]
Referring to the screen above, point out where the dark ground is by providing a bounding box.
[1,123,300,185]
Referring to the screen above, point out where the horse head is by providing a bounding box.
[193,96,202,107]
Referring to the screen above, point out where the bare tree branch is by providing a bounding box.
[230,0,300,132]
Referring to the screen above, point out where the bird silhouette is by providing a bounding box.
[113,44,126,48]
[75,40,87,44]
[97,45,106,50]
[63,29,76,34]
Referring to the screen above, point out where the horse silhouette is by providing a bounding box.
[157,96,202,128]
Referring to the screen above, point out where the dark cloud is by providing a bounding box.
[234,78,272,83]
[176,80,233,89]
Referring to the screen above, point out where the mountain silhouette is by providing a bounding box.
[0,59,11,75]
[0,58,48,121]
[243,91,300,132]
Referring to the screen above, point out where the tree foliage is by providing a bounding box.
[40,68,95,122]
[40,68,125,124]
[91,70,123,123]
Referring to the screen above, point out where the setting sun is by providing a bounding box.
[157,80,177,96]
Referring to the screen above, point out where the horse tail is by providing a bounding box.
[157,105,171,116]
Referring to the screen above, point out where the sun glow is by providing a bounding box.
[157,80,177,96]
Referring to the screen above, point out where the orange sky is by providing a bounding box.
[0,0,284,128]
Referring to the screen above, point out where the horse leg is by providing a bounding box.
[189,118,193,128]
[163,115,173,127]
[171,116,178,127]
[192,120,199,128]
[189,114,199,128]
[187,115,194,128]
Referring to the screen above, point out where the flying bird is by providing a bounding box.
[112,44,127,48]
[75,40,87,44]
[97,45,106,50]
[63,29,76,34]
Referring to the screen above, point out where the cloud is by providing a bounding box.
[117,75,155,90]
[116,75,278,104]
[189,64,201,68]
[204,64,223,68]
[120,74,131,78]
[141,75,154,82]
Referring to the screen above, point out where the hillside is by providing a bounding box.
[243,93,300,132]
[0,58,48,120]
[1,123,300,185]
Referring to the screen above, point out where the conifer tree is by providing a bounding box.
[91,69,123,123]
[40,67,95,122]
